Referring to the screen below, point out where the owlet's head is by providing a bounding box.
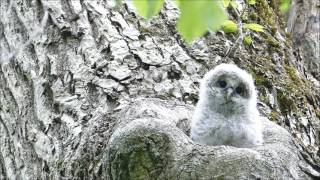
[199,64,257,114]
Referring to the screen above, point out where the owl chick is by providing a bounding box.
[191,64,263,147]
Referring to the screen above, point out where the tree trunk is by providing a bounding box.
[287,0,320,83]
[0,0,319,179]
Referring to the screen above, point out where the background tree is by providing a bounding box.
[0,0,319,179]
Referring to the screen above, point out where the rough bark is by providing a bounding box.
[0,0,319,179]
[287,0,320,84]
[106,98,316,179]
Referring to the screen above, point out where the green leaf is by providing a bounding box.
[244,35,253,45]
[279,0,291,13]
[247,0,256,5]
[177,0,227,42]
[133,0,164,19]
[222,20,238,33]
[230,1,239,10]
[222,0,231,8]
[244,23,264,32]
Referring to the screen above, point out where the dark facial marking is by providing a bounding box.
[217,80,227,88]
[235,86,243,94]
[235,84,249,98]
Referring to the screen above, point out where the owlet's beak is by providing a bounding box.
[224,88,233,101]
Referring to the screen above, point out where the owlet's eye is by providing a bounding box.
[235,86,244,95]
[217,80,227,88]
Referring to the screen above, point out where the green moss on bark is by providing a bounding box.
[256,0,277,26]
[268,111,281,122]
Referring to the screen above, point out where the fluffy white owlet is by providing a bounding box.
[191,64,263,147]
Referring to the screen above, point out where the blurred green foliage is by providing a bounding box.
[246,0,256,5]
[133,0,165,19]
[222,20,238,33]
[279,0,291,13]
[244,35,253,45]
[133,0,226,43]
[177,0,227,42]
[132,0,289,43]
[244,23,264,32]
